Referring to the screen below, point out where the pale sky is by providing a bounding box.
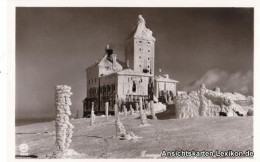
[16,8,253,120]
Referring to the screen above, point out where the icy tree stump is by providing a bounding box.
[90,102,95,126]
[139,97,147,125]
[114,102,126,135]
[123,105,127,117]
[115,114,126,135]
[150,101,157,120]
[105,102,109,121]
[55,85,74,153]
[130,104,134,115]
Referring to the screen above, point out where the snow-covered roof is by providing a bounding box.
[116,68,153,77]
[155,75,179,83]
[126,15,155,41]
[86,54,125,71]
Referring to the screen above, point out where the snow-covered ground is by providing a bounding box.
[16,111,253,159]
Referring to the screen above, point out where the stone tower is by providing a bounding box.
[125,15,156,75]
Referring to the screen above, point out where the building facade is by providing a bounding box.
[83,15,178,116]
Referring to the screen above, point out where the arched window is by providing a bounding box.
[132,81,136,92]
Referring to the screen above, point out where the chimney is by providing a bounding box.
[105,44,113,57]
[111,54,117,64]
[126,60,129,68]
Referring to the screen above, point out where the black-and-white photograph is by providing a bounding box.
[14,7,254,159]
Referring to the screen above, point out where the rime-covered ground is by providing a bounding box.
[16,113,253,159]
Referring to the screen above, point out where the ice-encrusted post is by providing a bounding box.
[139,97,147,125]
[150,100,157,120]
[55,85,74,153]
[147,101,151,114]
[130,104,134,115]
[90,102,95,126]
[135,102,139,112]
[114,103,119,117]
[105,102,109,121]
[123,105,127,117]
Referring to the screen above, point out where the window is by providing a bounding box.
[139,65,141,67]
[132,81,136,92]
[139,41,142,43]
[139,56,142,59]
[139,48,142,51]
[148,50,150,52]
[107,85,111,92]
[88,80,90,84]
[112,84,115,91]
[148,57,150,60]
[148,65,150,68]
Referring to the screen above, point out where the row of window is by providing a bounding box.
[89,84,116,96]
[139,48,151,53]
[137,40,151,45]
[88,78,97,85]
[127,77,143,83]
[128,40,152,45]
[139,64,150,68]
[138,56,150,60]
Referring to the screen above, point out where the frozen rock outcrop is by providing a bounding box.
[175,84,253,118]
